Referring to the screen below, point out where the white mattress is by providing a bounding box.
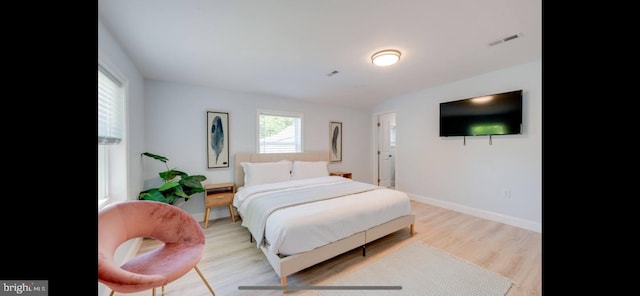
[234,176,412,256]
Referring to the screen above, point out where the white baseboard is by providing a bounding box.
[408,193,541,233]
[192,212,206,222]
[192,198,541,232]
[191,209,233,224]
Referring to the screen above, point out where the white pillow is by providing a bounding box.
[291,161,329,180]
[241,160,292,187]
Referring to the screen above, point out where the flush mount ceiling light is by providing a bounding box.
[371,49,401,66]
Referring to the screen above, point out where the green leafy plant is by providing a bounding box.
[138,152,207,205]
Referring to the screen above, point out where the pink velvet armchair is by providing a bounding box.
[98,200,215,295]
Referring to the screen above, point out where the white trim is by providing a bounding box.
[97,49,131,205]
[408,193,541,233]
[98,49,127,83]
[371,110,396,185]
[97,198,109,210]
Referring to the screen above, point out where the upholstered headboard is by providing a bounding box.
[234,152,330,187]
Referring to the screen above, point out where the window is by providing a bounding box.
[98,63,125,205]
[98,65,124,145]
[390,125,397,147]
[257,110,303,153]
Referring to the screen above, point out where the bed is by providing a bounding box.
[233,152,415,291]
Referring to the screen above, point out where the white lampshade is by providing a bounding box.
[371,50,401,66]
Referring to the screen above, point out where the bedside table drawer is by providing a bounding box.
[205,193,234,207]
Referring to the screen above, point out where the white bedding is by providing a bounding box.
[234,176,412,256]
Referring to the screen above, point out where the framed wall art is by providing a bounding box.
[330,121,342,162]
[207,111,230,168]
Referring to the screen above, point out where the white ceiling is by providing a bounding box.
[98,0,541,110]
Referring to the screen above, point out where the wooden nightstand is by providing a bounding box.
[203,183,236,228]
[330,171,352,179]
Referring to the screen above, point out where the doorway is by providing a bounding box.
[376,112,396,188]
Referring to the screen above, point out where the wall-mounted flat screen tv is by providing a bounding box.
[439,90,523,137]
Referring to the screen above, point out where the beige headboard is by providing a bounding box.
[235,152,330,187]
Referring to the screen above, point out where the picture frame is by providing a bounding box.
[330,121,342,162]
[207,111,230,168]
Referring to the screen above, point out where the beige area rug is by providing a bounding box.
[318,241,513,296]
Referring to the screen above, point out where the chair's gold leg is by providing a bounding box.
[162,285,165,296]
[152,287,155,296]
[193,265,216,295]
[109,291,115,296]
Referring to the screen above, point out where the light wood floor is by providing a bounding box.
[120,200,541,296]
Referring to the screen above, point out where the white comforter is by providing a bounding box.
[234,176,412,256]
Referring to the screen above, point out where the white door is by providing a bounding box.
[378,113,394,187]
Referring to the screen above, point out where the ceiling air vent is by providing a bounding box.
[326,70,340,77]
[488,33,521,46]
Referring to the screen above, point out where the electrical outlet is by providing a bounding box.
[504,189,511,198]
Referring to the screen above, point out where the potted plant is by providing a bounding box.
[138,152,207,205]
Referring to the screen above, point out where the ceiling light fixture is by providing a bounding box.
[371,49,401,66]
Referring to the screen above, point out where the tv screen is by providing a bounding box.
[439,90,523,137]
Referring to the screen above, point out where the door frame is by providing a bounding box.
[371,111,396,186]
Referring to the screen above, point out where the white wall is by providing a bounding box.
[144,80,371,219]
[373,60,542,232]
[98,18,146,296]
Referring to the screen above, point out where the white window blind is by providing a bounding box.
[98,65,124,145]
[258,110,303,153]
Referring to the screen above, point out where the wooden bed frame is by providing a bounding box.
[235,152,415,292]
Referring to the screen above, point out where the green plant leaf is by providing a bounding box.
[169,185,190,199]
[139,189,171,203]
[182,186,205,197]
[159,170,179,181]
[161,193,179,205]
[159,170,191,181]
[172,170,188,177]
[158,181,181,191]
[181,175,206,187]
[141,152,169,163]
